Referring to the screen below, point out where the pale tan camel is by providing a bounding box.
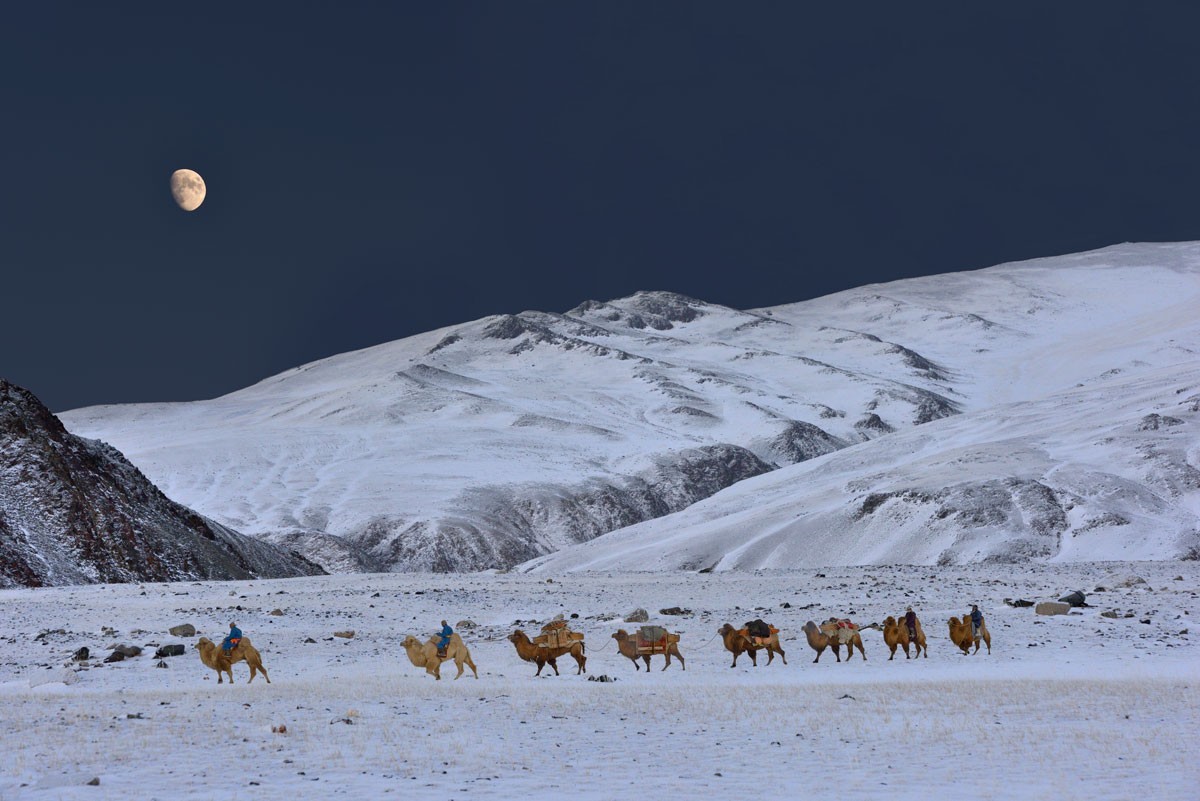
[819,619,867,661]
[802,621,842,663]
[612,629,685,671]
[401,633,478,680]
[948,614,991,655]
[507,629,586,676]
[718,623,787,667]
[882,614,927,660]
[195,636,271,684]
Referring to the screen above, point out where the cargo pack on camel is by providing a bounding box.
[612,626,685,671]
[718,620,787,667]
[508,619,587,676]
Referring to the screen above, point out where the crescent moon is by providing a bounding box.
[170,169,206,211]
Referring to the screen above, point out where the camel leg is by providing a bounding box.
[549,657,560,676]
[247,664,257,683]
[730,652,738,668]
[776,645,786,665]
[454,657,466,679]
[749,649,757,667]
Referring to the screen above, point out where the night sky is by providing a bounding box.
[4,4,1200,412]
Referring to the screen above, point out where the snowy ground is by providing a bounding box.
[0,562,1196,800]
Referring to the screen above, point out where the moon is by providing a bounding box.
[170,169,206,211]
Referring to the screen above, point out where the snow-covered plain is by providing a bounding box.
[1,563,1196,800]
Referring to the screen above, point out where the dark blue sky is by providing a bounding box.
[4,3,1200,411]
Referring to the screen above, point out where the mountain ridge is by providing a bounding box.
[59,242,1200,571]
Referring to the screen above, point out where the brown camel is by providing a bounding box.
[195,636,271,684]
[802,621,843,663]
[882,615,927,660]
[819,619,867,661]
[401,633,479,680]
[948,614,991,655]
[507,629,586,676]
[612,629,685,671]
[718,623,787,667]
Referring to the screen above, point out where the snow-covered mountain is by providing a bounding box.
[61,242,1200,572]
[0,380,325,587]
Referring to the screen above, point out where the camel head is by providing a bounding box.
[401,635,420,649]
[718,623,734,636]
[612,629,629,641]
[195,637,213,650]
[802,621,818,634]
[883,616,896,627]
[508,630,527,643]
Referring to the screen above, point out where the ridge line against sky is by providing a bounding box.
[3,4,1200,412]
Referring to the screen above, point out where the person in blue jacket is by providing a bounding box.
[437,620,452,657]
[222,622,242,655]
[969,605,984,639]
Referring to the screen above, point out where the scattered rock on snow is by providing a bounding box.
[1058,591,1087,607]
[1035,602,1071,616]
[269,609,284,616]
[624,608,649,623]
[659,607,691,616]
[169,624,195,637]
[333,630,355,639]
[1004,598,1034,608]
[154,644,185,658]
[72,647,89,661]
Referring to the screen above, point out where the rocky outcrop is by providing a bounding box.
[0,380,325,587]
[356,444,773,571]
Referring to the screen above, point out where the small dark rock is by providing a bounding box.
[72,647,89,662]
[156,660,169,668]
[1058,591,1087,607]
[86,777,100,786]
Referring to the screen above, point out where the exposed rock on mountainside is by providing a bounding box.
[60,242,1200,572]
[0,380,324,587]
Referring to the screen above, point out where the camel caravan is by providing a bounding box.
[191,606,993,685]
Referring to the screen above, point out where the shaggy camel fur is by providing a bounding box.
[802,621,843,663]
[612,629,685,672]
[882,615,927,660]
[718,623,787,667]
[948,615,992,655]
[401,633,478,680]
[801,620,867,662]
[507,629,586,676]
[195,636,270,684]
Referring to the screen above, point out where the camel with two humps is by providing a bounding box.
[195,636,271,684]
[507,629,586,676]
[948,614,991,655]
[401,633,479,679]
[802,620,867,663]
[612,629,685,671]
[882,615,927,660]
[718,623,787,667]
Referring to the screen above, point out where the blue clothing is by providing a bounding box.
[222,626,243,653]
[970,610,983,628]
[438,624,453,650]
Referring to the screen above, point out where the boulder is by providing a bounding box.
[659,607,691,616]
[1104,575,1146,589]
[72,647,90,662]
[1035,602,1071,616]
[1100,610,1119,619]
[154,644,185,658]
[169,624,196,637]
[333,630,355,639]
[1004,598,1034,608]
[269,609,284,616]
[455,620,477,630]
[113,644,142,657]
[103,651,125,663]
[1058,591,1087,607]
[624,608,649,623]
